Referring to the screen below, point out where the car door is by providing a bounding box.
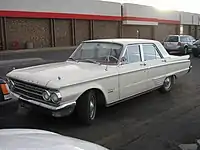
[118,44,148,100]
[141,43,167,90]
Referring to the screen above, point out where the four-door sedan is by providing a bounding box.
[163,35,196,54]
[6,39,192,125]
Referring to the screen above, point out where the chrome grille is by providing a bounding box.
[11,79,50,104]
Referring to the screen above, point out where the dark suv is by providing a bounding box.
[163,35,196,55]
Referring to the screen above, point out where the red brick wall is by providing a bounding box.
[54,19,72,47]
[93,21,119,39]
[122,25,153,39]
[190,25,196,38]
[197,26,200,39]
[6,18,51,49]
[75,20,90,45]
[155,23,177,42]
[0,18,3,50]
[183,25,190,35]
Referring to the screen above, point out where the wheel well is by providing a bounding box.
[184,45,188,49]
[170,75,176,84]
[77,88,106,107]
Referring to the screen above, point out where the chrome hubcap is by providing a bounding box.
[164,78,171,89]
[89,95,96,120]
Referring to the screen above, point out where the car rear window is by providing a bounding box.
[165,36,178,42]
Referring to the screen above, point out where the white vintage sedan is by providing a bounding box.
[7,39,192,125]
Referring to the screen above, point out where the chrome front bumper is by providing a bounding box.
[188,65,192,73]
[11,92,76,117]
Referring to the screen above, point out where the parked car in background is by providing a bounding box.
[0,78,18,116]
[7,39,192,125]
[0,129,108,150]
[192,39,200,57]
[163,35,196,55]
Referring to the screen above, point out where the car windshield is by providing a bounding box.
[69,42,123,65]
[165,36,178,42]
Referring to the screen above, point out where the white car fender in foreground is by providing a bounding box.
[0,129,108,150]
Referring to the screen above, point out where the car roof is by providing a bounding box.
[84,38,158,45]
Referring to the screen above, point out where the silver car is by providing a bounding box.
[163,35,196,55]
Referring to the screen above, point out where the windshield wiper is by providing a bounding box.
[68,57,76,61]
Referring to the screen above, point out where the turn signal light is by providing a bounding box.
[0,84,10,95]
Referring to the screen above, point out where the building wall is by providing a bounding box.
[6,18,51,49]
[183,25,190,35]
[54,19,72,47]
[123,3,180,26]
[122,25,153,39]
[0,18,3,50]
[0,0,200,51]
[75,20,90,45]
[155,24,177,41]
[93,21,119,39]
[190,25,196,37]
[197,26,200,39]
[0,0,121,18]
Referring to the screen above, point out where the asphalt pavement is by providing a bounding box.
[1,49,200,150]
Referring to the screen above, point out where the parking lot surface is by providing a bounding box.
[0,52,200,150]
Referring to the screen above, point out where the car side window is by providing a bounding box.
[180,36,189,42]
[123,45,141,64]
[142,44,161,61]
[188,36,194,41]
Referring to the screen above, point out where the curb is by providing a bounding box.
[0,46,77,55]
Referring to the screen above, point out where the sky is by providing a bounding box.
[101,0,199,13]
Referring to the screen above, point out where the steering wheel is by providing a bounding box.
[105,55,119,63]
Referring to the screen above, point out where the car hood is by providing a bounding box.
[0,129,108,150]
[6,61,117,89]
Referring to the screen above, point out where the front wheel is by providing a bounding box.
[76,90,97,125]
[159,76,174,93]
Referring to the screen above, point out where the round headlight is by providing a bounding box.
[42,90,51,101]
[7,79,15,91]
[50,93,61,103]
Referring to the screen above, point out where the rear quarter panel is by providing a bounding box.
[165,55,190,78]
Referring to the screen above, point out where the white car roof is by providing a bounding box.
[0,129,108,150]
[84,38,159,45]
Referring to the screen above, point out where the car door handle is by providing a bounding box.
[140,63,147,66]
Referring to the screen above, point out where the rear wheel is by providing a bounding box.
[159,76,174,93]
[76,90,97,125]
[192,49,199,57]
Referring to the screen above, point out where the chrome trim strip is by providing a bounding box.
[19,95,76,110]
[15,86,41,97]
